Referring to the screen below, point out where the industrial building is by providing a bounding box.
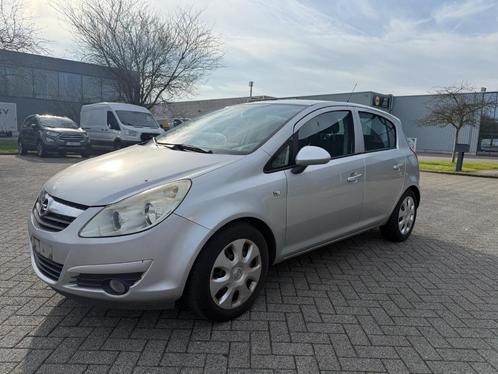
[0,49,121,136]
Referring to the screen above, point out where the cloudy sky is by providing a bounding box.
[25,0,498,99]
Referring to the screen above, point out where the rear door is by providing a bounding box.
[283,108,365,256]
[357,111,405,226]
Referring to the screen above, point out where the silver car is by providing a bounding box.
[28,100,420,321]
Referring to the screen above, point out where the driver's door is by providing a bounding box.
[282,109,365,257]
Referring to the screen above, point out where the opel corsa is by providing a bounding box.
[29,100,420,321]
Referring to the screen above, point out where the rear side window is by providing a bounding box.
[359,112,396,151]
[22,117,33,128]
[297,110,355,158]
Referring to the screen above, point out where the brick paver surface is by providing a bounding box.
[1,154,498,373]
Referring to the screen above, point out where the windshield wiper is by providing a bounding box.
[156,142,213,154]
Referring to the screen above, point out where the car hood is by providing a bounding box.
[44,144,242,206]
[43,127,85,134]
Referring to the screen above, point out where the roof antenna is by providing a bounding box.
[346,82,358,102]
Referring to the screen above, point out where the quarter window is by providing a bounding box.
[297,111,355,158]
[359,112,396,151]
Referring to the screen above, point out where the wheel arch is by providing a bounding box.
[207,217,277,266]
[405,185,420,207]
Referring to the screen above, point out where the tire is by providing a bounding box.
[37,141,47,158]
[81,151,90,158]
[113,139,122,151]
[185,222,269,321]
[18,139,27,155]
[380,190,417,242]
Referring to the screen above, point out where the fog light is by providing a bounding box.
[108,279,128,295]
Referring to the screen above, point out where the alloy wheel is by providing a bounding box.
[210,239,262,309]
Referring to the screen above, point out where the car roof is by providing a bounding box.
[25,114,72,121]
[81,102,150,113]
[245,99,400,123]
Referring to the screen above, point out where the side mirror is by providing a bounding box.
[292,146,331,174]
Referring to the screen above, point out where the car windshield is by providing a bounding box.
[39,116,78,129]
[116,110,159,128]
[156,103,305,154]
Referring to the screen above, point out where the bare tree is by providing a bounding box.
[0,0,46,53]
[59,0,222,108]
[419,84,497,162]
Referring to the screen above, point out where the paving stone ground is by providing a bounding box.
[1,154,497,374]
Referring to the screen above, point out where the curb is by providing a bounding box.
[420,170,498,179]
[0,152,18,155]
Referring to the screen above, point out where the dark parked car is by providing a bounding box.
[18,115,91,157]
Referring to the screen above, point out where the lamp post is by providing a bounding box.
[249,81,254,99]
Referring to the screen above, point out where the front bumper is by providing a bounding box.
[43,141,91,153]
[28,208,210,304]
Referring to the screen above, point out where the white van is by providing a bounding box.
[80,102,164,151]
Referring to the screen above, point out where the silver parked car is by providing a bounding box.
[28,100,420,321]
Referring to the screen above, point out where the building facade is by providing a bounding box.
[0,50,121,135]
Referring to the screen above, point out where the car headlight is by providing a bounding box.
[124,129,138,137]
[79,180,191,237]
[45,131,59,138]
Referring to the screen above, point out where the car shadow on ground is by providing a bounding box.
[17,231,498,372]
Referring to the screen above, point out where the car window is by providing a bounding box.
[359,112,396,151]
[22,118,32,128]
[268,142,291,170]
[107,111,120,131]
[297,110,355,158]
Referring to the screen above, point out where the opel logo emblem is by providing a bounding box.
[40,197,49,216]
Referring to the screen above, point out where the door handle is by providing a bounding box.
[393,163,404,170]
[347,172,363,183]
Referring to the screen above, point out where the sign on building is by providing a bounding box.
[372,94,392,109]
[0,102,17,137]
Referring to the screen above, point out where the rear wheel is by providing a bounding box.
[380,190,417,242]
[185,223,269,321]
[18,139,27,155]
[37,141,47,157]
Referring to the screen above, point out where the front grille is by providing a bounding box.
[33,250,63,281]
[71,273,144,289]
[33,204,76,232]
[140,132,160,142]
[59,133,85,142]
[33,194,87,232]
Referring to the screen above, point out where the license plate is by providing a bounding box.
[32,236,54,260]
[66,142,80,146]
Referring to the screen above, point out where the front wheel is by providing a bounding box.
[380,190,417,242]
[185,223,269,321]
[18,139,27,155]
